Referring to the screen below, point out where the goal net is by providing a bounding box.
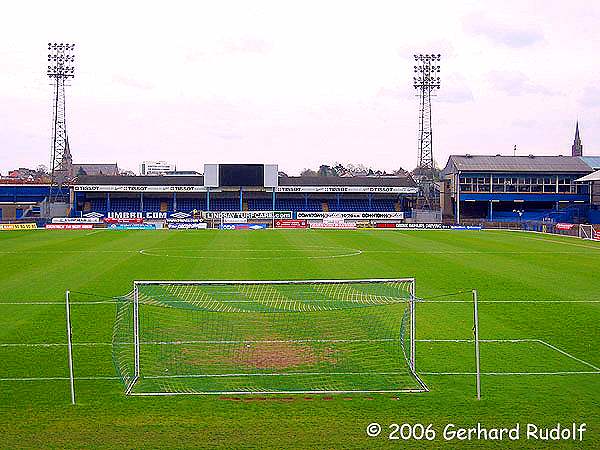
[578,224,597,240]
[112,279,427,395]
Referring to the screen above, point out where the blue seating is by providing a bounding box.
[247,199,273,210]
[89,198,107,212]
[177,198,204,211]
[210,198,239,211]
[275,199,323,212]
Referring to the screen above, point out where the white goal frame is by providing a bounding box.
[578,224,596,240]
[125,278,426,395]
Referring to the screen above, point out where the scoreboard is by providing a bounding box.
[219,164,264,187]
[204,164,278,188]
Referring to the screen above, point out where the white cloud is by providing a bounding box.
[580,86,600,108]
[463,12,543,48]
[487,71,557,96]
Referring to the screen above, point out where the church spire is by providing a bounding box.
[572,121,583,157]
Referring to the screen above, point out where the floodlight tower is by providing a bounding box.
[413,53,441,208]
[47,42,75,202]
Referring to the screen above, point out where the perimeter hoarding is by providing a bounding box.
[309,222,357,229]
[205,211,292,220]
[555,223,576,230]
[104,217,145,224]
[108,223,157,230]
[167,223,208,230]
[385,223,451,230]
[297,212,404,220]
[274,219,308,229]
[0,223,38,231]
[219,223,268,230]
[52,217,100,224]
[45,224,94,230]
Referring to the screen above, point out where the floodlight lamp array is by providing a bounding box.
[47,42,76,78]
[412,53,441,89]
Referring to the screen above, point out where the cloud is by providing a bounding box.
[487,70,557,96]
[185,37,270,63]
[463,12,543,48]
[580,86,600,108]
[222,37,270,54]
[439,74,474,103]
[397,40,455,59]
[376,84,413,101]
[212,132,244,140]
[512,119,537,128]
[112,75,153,90]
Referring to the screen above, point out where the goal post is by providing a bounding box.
[579,224,595,240]
[112,279,428,395]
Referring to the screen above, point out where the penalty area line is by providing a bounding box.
[418,338,600,373]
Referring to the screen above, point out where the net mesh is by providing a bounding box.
[112,280,424,394]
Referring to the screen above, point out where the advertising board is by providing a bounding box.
[45,224,94,230]
[275,186,418,194]
[309,222,357,229]
[205,211,292,220]
[556,223,575,230]
[75,185,207,193]
[298,212,404,220]
[0,223,38,230]
[106,212,168,220]
[104,217,144,224]
[52,217,100,224]
[219,223,267,230]
[167,222,208,230]
[108,223,156,230]
[385,223,451,230]
[274,219,307,228]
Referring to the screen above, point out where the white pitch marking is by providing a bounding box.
[0,376,119,381]
[417,338,600,373]
[143,371,409,379]
[0,301,119,305]
[130,389,428,396]
[536,339,600,372]
[138,247,362,260]
[0,250,139,254]
[415,339,538,343]
[488,230,600,251]
[0,338,398,347]
[421,371,600,376]
[420,300,600,303]
[361,250,594,254]
[1,299,598,305]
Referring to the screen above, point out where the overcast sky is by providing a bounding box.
[1,0,599,176]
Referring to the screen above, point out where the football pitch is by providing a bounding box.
[0,228,599,448]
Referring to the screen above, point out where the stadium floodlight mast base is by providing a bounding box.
[116,278,428,396]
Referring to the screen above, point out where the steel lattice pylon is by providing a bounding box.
[47,43,75,202]
[413,54,441,208]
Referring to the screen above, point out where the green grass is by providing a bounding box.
[0,228,599,449]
